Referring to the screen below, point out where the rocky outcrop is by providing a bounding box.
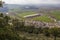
[24,20,60,28]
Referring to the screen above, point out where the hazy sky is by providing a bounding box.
[2,0,60,4]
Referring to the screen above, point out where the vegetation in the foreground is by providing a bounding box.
[0,13,60,40]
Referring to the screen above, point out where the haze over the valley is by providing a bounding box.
[2,0,60,4]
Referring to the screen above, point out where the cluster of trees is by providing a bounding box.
[0,13,29,40]
[0,13,60,40]
[12,18,60,40]
[14,25,60,40]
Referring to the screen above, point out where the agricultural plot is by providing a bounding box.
[50,11,60,21]
[31,16,54,22]
[17,11,54,22]
[17,11,36,17]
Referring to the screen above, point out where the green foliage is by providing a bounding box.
[0,13,3,17]
[50,27,60,36]
[50,27,60,40]
[0,28,20,40]
[32,16,54,22]
[0,13,60,40]
[43,27,51,37]
[0,1,3,7]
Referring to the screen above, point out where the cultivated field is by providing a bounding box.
[50,11,60,21]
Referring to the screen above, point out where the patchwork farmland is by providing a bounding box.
[15,11,60,28]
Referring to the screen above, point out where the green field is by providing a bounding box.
[17,11,36,17]
[17,11,60,22]
[50,11,60,21]
[31,16,54,22]
[17,11,54,22]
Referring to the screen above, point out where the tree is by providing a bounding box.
[0,13,3,17]
[0,28,21,40]
[43,27,50,40]
[25,26,34,33]
[50,27,60,40]
[38,27,43,33]
[12,18,25,31]
[0,0,3,7]
[33,28,39,34]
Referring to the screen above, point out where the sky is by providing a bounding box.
[2,0,60,4]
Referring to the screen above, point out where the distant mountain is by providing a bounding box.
[4,4,60,12]
[6,4,60,8]
[4,4,39,12]
[0,4,60,15]
[5,4,39,9]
